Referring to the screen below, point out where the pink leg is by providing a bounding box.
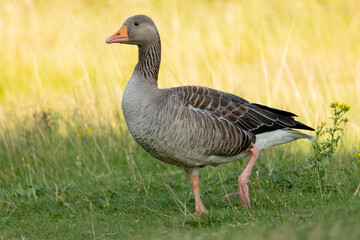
[238,145,259,208]
[189,175,207,213]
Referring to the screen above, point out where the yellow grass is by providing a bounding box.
[0,0,359,145]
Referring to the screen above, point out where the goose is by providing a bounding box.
[106,15,314,213]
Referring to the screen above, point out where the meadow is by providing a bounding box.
[0,0,359,239]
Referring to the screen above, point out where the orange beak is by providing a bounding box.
[106,25,129,44]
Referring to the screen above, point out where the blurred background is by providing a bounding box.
[0,0,359,145]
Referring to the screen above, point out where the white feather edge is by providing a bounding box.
[202,129,315,167]
[255,129,315,150]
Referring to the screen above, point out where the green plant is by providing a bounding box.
[300,101,350,193]
[268,102,351,191]
[309,102,350,170]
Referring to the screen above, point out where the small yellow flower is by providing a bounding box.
[339,103,351,111]
[330,101,339,108]
[78,127,93,137]
[321,121,326,125]
[86,128,93,135]
[330,102,350,111]
[358,153,360,159]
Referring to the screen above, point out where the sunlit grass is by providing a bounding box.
[0,0,359,143]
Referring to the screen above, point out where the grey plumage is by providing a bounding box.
[108,14,314,171]
[106,14,315,212]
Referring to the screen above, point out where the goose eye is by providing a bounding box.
[134,22,139,26]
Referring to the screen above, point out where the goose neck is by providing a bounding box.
[135,40,161,86]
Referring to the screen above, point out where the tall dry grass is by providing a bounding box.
[0,0,359,145]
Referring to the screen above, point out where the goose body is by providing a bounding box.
[106,15,314,212]
[123,82,313,168]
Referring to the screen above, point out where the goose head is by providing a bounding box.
[106,15,159,47]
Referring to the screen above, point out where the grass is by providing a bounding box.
[0,109,359,239]
[0,123,359,239]
[1,0,360,239]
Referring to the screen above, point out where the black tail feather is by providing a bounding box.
[293,120,315,131]
[249,104,314,134]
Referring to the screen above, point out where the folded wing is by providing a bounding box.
[172,85,314,135]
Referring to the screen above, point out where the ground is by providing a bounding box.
[0,127,359,239]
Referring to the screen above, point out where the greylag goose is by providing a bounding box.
[106,15,314,213]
